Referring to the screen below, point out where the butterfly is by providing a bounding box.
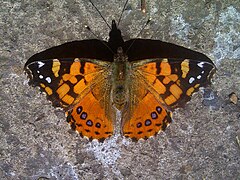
[24,6,215,142]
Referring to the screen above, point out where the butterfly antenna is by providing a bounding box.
[89,0,111,29]
[85,25,114,54]
[137,18,151,38]
[117,0,129,26]
[126,18,151,53]
[85,25,101,38]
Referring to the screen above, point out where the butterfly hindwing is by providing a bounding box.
[66,81,114,142]
[122,88,172,140]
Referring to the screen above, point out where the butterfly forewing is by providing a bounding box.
[132,58,215,109]
[25,58,111,109]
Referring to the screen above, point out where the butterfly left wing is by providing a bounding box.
[122,58,215,140]
[25,58,115,141]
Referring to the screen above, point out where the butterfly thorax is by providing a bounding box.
[111,47,130,111]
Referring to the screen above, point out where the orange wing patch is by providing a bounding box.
[137,69,183,107]
[122,92,172,141]
[54,59,105,108]
[134,59,214,108]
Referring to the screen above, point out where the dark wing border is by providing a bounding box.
[124,39,213,65]
[25,39,114,68]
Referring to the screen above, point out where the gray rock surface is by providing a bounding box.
[0,0,239,179]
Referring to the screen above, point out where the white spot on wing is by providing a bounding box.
[197,62,204,68]
[201,70,205,74]
[37,70,40,73]
[38,61,45,68]
[39,75,43,79]
[189,77,195,84]
[45,77,51,83]
[197,75,202,79]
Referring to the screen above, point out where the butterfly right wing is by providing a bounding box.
[122,57,215,140]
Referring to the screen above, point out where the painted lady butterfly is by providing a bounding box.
[24,4,215,142]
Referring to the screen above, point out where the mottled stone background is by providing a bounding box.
[0,0,239,179]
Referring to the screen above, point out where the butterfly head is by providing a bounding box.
[108,20,124,54]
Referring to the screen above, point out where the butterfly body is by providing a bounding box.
[25,19,215,142]
[111,47,130,111]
